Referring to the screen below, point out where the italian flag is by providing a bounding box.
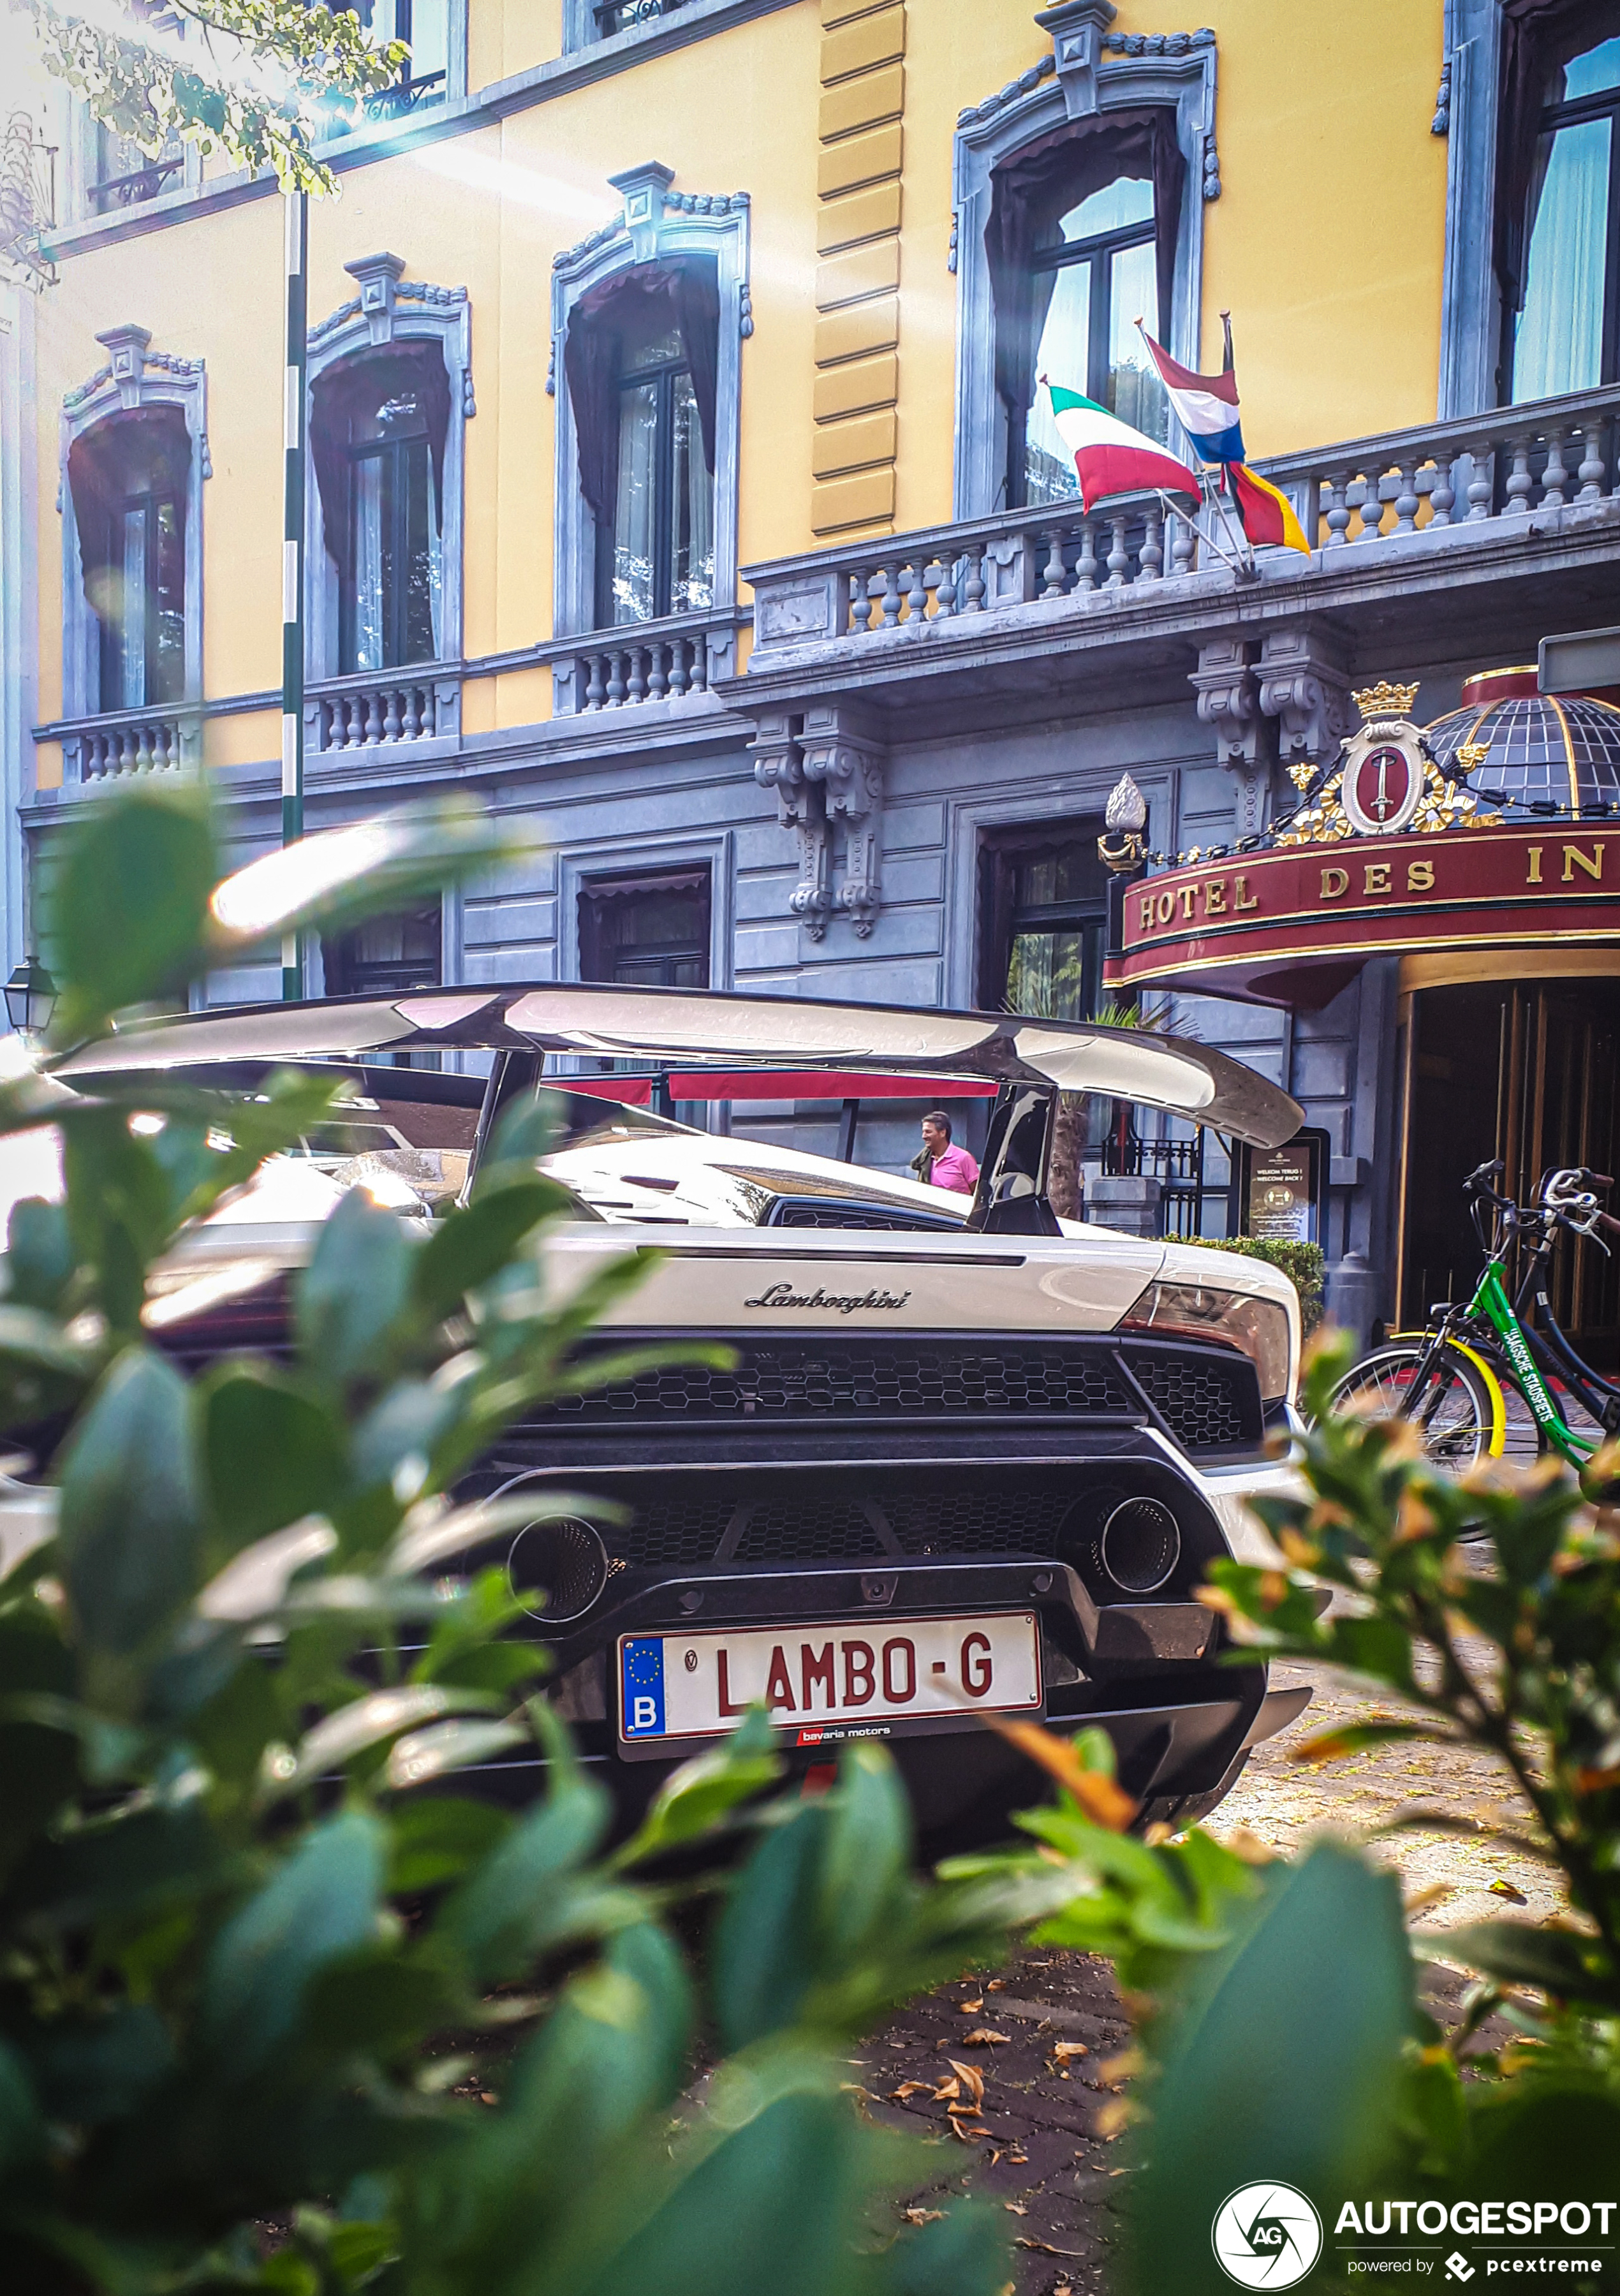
[1045,378,1203,515]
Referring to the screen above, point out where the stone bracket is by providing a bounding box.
[1256,624,1354,772]
[1190,635,1272,837]
[749,702,887,939]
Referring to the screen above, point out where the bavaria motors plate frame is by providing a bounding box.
[616,1608,1044,1760]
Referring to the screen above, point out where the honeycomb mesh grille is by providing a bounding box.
[602,1481,1080,1571]
[541,1342,1135,1425]
[1122,1350,1248,1450]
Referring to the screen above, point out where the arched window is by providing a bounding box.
[66,405,189,712]
[563,258,719,630]
[1501,20,1620,401]
[985,112,1184,510]
[310,345,450,673]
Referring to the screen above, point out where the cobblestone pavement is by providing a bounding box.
[858,1652,1557,2296]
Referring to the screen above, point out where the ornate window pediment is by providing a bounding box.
[58,323,209,772]
[548,162,751,686]
[303,253,473,747]
[952,1,1220,517]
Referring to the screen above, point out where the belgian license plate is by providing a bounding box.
[618,1611,1042,1752]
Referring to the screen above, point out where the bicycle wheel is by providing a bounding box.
[1325,1342,1495,1477]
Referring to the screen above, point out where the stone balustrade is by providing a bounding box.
[307,670,460,753]
[1256,381,1617,543]
[742,383,1620,666]
[61,708,196,781]
[548,608,741,714]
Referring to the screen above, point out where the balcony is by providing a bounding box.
[54,705,200,783]
[733,385,1620,725]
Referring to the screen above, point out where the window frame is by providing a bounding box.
[58,324,208,763]
[549,164,749,674]
[951,23,1218,519]
[1011,195,1160,510]
[594,335,710,629]
[1503,55,1620,402]
[577,865,713,989]
[340,417,438,673]
[98,477,186,712]
[976,818,1109,1020]
[304,253,472,736]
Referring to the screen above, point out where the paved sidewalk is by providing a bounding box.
[862,1652,1557,2296]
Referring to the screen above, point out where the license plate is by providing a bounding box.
[618,1611,1042,1750]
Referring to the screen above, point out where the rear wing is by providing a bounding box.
[57,980,1303,1151]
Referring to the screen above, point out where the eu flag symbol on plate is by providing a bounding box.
[621,1638,666,1736]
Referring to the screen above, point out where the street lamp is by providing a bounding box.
[3,957,57,1037]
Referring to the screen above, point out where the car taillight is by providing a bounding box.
[1121,1279,1292,1404]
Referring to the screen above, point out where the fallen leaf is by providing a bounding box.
[1052,2040,1088,2062]
[1015,2238,1087,2258]
[961,2028,1012,2047]
[978,1714,1137,1830]
[950,2117,989,2142]
[1216,1826,1277,1866]
[948,2058,986,2107]
[932,2076,961,2101]
[1004,2202,1028,2216]
[902,2207,945,2226]
[985,1978,1006,1991]
[1489,1878,1529,1904]
[958,1997,985,2013]
[890,2081,932,2101]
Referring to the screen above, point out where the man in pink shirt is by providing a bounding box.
[911,1110,980,1196]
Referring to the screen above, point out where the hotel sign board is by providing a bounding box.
[1106,824,1620,1006]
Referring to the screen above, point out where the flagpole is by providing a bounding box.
[281,188,307,1004]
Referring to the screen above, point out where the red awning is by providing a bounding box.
[556,1071,1000,1105]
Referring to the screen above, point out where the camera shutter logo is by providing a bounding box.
[1211,2182,1324,2288]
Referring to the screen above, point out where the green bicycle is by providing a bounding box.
[1329,1159,1620,1480]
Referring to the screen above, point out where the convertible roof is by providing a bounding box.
[54,982,1304,1147]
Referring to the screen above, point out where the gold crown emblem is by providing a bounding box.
[1453,739,1491,776]
[1352,679,1420,721]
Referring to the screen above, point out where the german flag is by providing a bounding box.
[1226,460,1313,556]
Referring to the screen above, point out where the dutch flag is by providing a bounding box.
[1135,316,1246,466]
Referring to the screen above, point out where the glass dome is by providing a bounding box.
[1424,667,1620,814]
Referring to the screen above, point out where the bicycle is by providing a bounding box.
[1327,1160,1620,1479]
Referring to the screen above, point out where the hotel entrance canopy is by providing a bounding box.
[1106,673,1620,1010]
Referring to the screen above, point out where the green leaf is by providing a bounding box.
[713,1802,829,2051]
[44,783,218,1043]
[199,1362,348,1549]
[1417,1920,1620,2006]
[388,1796,511,1894]
[201,1810,384,2076]
[0,2037,45,2179]
[413,1180,570,1322]
[437,1760,614,1985]
[382,1716,528,1792]
[1129,1841,1413,2295]
[57,1347,205,1658]
[265,1685,501,1800]
[819,1744,911,1961]
[612,1708,783,1867]
[4,1197,74,1311]
[296,1189,418,1385]
[471,1091,563,1197]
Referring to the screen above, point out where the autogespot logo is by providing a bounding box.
[1213,2182,1325,2288]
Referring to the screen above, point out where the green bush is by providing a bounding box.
[0,784,1108,2296]
[1200,1233,1326,1334]
[968,1338,1620,2293]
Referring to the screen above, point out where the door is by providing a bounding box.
[1400,979,1620,1363]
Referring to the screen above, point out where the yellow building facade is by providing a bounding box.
[10,0,1620,1341]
